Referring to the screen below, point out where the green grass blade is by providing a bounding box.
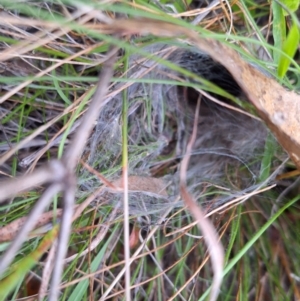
[199,195,300,301]
[278,22,300,78]
[68,225,119,301]
[272,1,287,65]
[259,134,276,182]
[0,226,59,301]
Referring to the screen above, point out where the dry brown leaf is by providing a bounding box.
[25,274,41,299]
[81,160,167,196]
[112,176,168,196]
[129,223,140,249]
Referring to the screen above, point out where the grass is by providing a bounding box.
[0,0,300,300]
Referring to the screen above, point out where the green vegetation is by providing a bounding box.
[0,0,299,300]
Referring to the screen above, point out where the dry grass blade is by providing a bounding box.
[0,9,106,66]
[0,209,63,242]
[64,203,120,263]
[0,45,118,301]
[0,161,65,203]
[62,47,118,170]
[99,207,173,300]
[49,184,75,301]
[0,95,82,166]
[179,98,224,301]
[49,48,118,301]
[0,5,298,300]
[39,239,58,301]
[0,183,63,275]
